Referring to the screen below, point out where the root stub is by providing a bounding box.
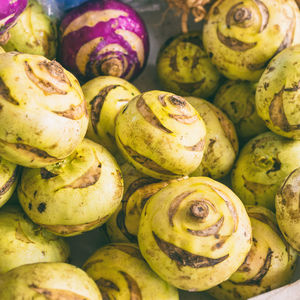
[166,0,214,32]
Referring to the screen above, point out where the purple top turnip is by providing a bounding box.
[60,0,149,81]
[0,0,28,43]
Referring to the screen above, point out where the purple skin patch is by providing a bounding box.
[60,0,149,82]
[0,0,28,36]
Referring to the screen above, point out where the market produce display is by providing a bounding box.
[256,45,300,139]
[0,0,298,299]
[18,139,123,236]
[214,81,267,141]
[3,0,57,59]
[83,243,179,299]
[83,76,140,154]
[0,0,28,44]
[157,31,221,99]
[116,90,207,179]
[187,97,238,179]
[138,177,252,291]
[0,206,69,274]
[232,132,300,211]
[0,262,102,299]
[0,52,88,168]
[203,0,300,81]
[209,206,297,300]
[276,167,300,252]
[166,0,212,33]
[60,0,149,81]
